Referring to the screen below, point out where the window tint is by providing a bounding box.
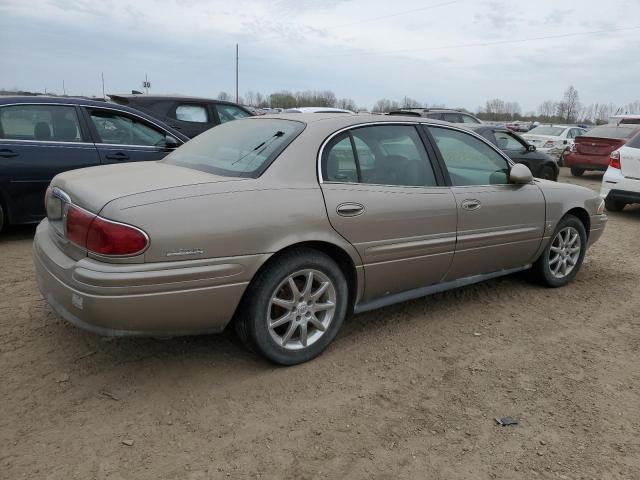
[215,104,251,124]
[163,118,303,178]
[528,126,565,136]
[323,133,358,183]
[494,131,525,150]
[425,113,442,120]
[429,126,510,186]
[585,125,638,139]
[351,125,437,187]
[175,104,208,123]
[0,104,83,142]
[89,110,166,146]
[461,114,480,124]
[442,113,462,123]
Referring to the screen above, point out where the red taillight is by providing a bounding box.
[86,217,148,256]
[569,143,577,153]
[66,205,95,247]
[609,151,621,169]
[65,205,148,256]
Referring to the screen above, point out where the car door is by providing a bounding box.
[165,102,213,137]
[82,107,180,164]
[0,103,99,223]
[319,123,457,301]
[426,125,545,280]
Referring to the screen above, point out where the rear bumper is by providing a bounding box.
[600,168,640,204]
[33,220,267,336]
[564,152,608,170]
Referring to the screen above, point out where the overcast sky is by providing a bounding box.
[1,0,639,112]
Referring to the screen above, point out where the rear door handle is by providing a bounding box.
[0,149,19,158]
[336,203,365,217]
[461,199,481,211]
[105,152,130,161]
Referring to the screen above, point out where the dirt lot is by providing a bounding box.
[1,169,639,480]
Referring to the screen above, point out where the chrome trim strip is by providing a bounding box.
[354,264,530,314]
[316,120,515,186]
[0,139,95,146]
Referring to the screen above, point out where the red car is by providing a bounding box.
[564,124,640,176]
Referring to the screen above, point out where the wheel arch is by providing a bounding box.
[565,207,590,237]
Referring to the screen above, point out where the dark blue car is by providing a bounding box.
[0,96,188,231]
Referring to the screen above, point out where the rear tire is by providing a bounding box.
[605,198,626,212]
[570,167,584,177]
[234,248,348,365]
[530,214,587,288]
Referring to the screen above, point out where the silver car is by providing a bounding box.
[33,114,607,364]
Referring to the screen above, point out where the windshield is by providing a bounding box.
[527,126,565,136]
[162,118,304,177]
[584,125,638,140]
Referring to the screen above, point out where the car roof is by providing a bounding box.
[249,112,453,128]
[283,107,355,114]
[452,123,507,134]
[0,96,189,141]
[108,94,241,106]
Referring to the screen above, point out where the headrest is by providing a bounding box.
[34,122,51,140]
[55,119,78,142]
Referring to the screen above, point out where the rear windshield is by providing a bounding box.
[583,125,638,140]
[162,118,304,177]
[528,126,565,136]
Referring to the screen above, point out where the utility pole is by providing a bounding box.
[101,72,105,99]
[62,80,66,96]
[235,43,239,104]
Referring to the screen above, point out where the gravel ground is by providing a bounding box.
[1,168,639,480]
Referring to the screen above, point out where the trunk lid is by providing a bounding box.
[522,134,555,146]
[51,161,244,214]
[575,137,625,157]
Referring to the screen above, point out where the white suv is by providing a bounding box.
[600,132,640,211]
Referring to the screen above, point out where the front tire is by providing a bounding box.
[540,165,557,181]
[235,248,348,365]
[570,167,584,177]
[605,198,626,212]
[530,215,587,288]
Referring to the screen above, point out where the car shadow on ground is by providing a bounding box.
[0,224,37,243]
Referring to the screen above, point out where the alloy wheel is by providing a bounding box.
[548,227,581,279]
[267,269,337,350]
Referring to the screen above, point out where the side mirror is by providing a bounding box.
[563,139,568,145]
[509,163,533,184]
[165,135,180,150]
[527,144,536,152]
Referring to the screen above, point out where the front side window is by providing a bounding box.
[175,104,208,123]
[0,104,83,142]
[494,131,526,150]
[429,126,510,186]
[163,118,304,178]
[215,104,251,124]
[322,125,438,187]
[89,110,166,146]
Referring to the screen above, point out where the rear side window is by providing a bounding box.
[429,126,510,186]
[442,113,462,123]
[163,118,304,178]
[175,104,209,123]
[215,104,252,124]
[0,104,83,142]
[322,125,438,187]
[626,132,640,149]
[89,110,167,146]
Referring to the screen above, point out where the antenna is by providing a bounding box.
[235,44,239,104]
[101,72,105,99]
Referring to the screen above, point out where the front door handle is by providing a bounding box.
[336,203,365,217]
[0,149,19,158]
[105,152,130,161]
[461,199,482,211]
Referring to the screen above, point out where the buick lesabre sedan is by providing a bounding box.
[34,114,607,365]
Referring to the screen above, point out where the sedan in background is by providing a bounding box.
[522,125,587,162]
[34,114,606,365]
[108,94,253,138]
[564,124,640,176]
[460,124,559,180]
[600,131,640,211]
[0,96,187,232]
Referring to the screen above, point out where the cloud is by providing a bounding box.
[1,0,639,110]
